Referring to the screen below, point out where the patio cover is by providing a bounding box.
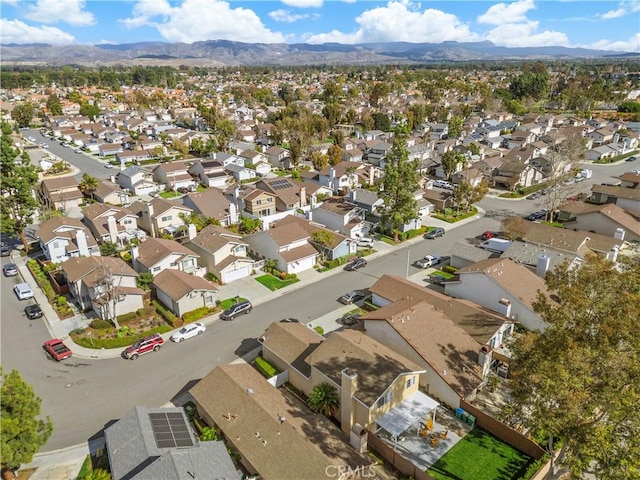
[375,391,440,438]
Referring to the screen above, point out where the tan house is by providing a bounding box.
[131,237,200,276]
[557,202,640,243]
[81,203,145,247]
[152,269,217,317]
[128,198,193,238]
[39,176,83,212]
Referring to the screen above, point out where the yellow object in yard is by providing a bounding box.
[426,419,434,430]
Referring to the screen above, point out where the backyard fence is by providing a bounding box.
[366,431,435,480]
[460,400,545,459]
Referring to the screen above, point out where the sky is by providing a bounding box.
[1,0,639,52]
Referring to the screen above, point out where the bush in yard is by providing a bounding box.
[200,426,221,442]
[90,319,113,330]
[255,356,278,378]
[314,326,324,335]
[117,312,138,323]
[152,300,180,327]
[182,307,214,323]
[442,265,458,274]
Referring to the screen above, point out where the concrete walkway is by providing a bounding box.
[15,206,485,478]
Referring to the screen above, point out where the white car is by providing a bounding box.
[414,254,441,269]
[13,283,34,300]
[170,322,206,342]
[104,163,114,169]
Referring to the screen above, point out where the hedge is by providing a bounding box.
[152,299,180,327]
[255,356,278,378]
[442,265,459,275]
[182,307,216,324]
[517,453,550,480]
[90,319,113,330]
[117,312,138,323]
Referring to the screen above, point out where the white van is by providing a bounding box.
[13,283,34,300]
[356,237,374,248]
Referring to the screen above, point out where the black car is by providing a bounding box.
[25,304,43,319]
[625,156,637,162]
[219,300,253,321]
[338,314,361,326]
[280,318,299,323]
[0,243,10,256]
[344,258,367,271]
[424,227,445,239]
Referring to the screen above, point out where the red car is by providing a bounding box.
[122,333,164,360]
[482,231,495,240]
[43,339,72,361]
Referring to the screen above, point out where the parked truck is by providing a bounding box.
[43,339,72,361]
[479,238,512,253]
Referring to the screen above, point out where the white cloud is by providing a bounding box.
[121,0,285,43]
[269,9,315,23]
[599,0,640,19]
[0,0,19,5]
[24,0,95,26]
[585,33,640,52]
[477,0,536,26]
[281,0,323,7]
[485,21,569,47]
[0,18,75,45]
[306,0,480,44]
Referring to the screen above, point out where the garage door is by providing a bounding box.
[222,264,251,283]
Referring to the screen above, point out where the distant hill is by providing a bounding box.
[1,40,637,66]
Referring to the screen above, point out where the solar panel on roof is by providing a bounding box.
[148,412,194,449]
[270,179,292,190]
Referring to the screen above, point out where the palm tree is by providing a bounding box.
[308,382,340,417]
[79,173,99,200]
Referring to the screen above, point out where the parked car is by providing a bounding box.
[122,333,164,360]
[1,243,11,256]
[526,192,541,200]
[481,231,495,240]
[344,258,367,271]
[220,300,253,321]
[340,290,365,304]
[24,304,43,319]
[13,283,34,300]
[3,263,18,276]
[170,322,206,342]
[424,227,445,239]
[74,148,83,154]
[338,313,361,326]
[630,169,640,175]
[414,255,441,269]
[355,237,374,248]
[429,274,448,285]
[104,163,114,169]
[625,156,637,162]
[526,211,547,221]
[27,136,36,142]
[43,339,72,361]
[40,142,49,149]
[279,318,300,323]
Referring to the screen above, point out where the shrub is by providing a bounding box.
[55,295,67,307]
[90,319,113,330]
[117,312,138,323]
[314,326,324,335]
[182,307,215,323]
[517,453,550,480]
[255,356,278,378]
[72,325,172,349]
[200,426,221,441]
[442,265,458,275]
[116,326,136,338]
[152,300,179,327]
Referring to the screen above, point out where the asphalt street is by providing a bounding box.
[2,130,636,452]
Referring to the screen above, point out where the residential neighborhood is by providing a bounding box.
[1,60,639,480]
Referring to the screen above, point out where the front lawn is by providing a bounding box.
[160,191,180,199]
[432,207,478,223]
[219,297,248,310]
[427,428,534,480]
[255,274,299,291]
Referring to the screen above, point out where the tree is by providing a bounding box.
[307,382,340,417]
[310,230,334,263]
[11,102,35,128]
[238,216,261,234]
[447,115,463,140]
[508,255,640,479]
[1,125,40,238]
[369,82,390,108]
[172,139,189,156]
[46,94,62,115]
[451,181,471,213]
[327,144,343,167]
[378,135,420,242]
[79,173,99,199]
[322,103,342,128]
[310,151,328,171]
[372,112,390,132]
[79,102,100,121]
[501,216,529,240]
[79,469,111,480]
[1,368,54,470]
[441,150,464,180]
[136,272,154,291]
[213,119,235,152]
[99,242,118,257]
[94,265,124,329]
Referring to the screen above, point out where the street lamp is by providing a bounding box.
[406,246,410,278]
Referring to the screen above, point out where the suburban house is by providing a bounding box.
[188,159,230,188]
[81,203,145,247]
[128,198,193,238]
[273,215,357,261]
[182,188,239,227]
[444,258,549,331]
[347,188,384,215]
[492,162,544,190]
[98,143,124,158]
[190,363,374,480]
[421,189,453,212]
[185,225,253,283]
[115,149,153,166]
[152,269,217,317]
[255,177,309,212]
[244,222,317,274]
[225,163,257,182]
[114,166,159,196]
[310,197,369,239]
[264,145,291,169]
[232,187,278,218]
[36,216,100,263]
[153,161,196,192]
[450,241,494,269]
[62,256,144,319]
[104,406,240,480]
[131,237,200,276]
[557,202,640,243]
[261,323,428,437]
[318,163,365,193]
[588,172,640,211]
[92,180,130,206]
[39,176,84,212]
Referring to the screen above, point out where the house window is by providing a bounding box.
[153,266,161,272]
[170,262,177,267]
[376,391,393,408]
[256,199,262,205]
[406,376,415,389]
[161,215,172,222]
[123,219,132,225]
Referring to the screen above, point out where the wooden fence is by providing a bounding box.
[366,431,435,480]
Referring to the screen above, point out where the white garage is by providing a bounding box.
[220,261,252,283]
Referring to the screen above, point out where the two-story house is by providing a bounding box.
[185,225,253,283]
[188,159,230,188]
[36,216,100,263]
[310,197,369,239]
[62,256,144,319]
[114,165,159,196]
[182,188,239,227]
[492,162,544,190]
[244,222,317,274]
[255,177,308,212]
[128,198,193,238]
[264,146,291,169]
[82,203,145,247]
[274,215,356,261]
[589,172,640,211]
[153,161,196,192]
[93,180,130,206]
[131,237,200,276]
[556,202,640,243]
[39,176,83,212]
[318,163,365,194]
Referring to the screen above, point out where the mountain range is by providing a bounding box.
[2,40,637,66]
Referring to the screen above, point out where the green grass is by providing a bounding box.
[255,274,299,291]
[160,191,180,199]
[433,270,454,279]
[432,207,478,223]
[219,297,248,310]
[427,428,534,480]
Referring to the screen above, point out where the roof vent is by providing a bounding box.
[247,388,254,395]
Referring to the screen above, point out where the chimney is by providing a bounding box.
[299,187,307,207]
[307,209,313,222]
[110,175,116,183]
[75,230,90,257]
[607,245,619,262]
[187,223,197,241]
[233,186,241,204]
[368,167,375,186]
[107,215,118,244]
[536,253,550,278]
[478,345,493,379]
[329,167,336,187]
[496,298,511,317]
[349,189,356,202]
[340,368,357,435]
[146,202,156,238]
[130,244,139,262]
[614,228,625,241]
[228,202,238,225]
